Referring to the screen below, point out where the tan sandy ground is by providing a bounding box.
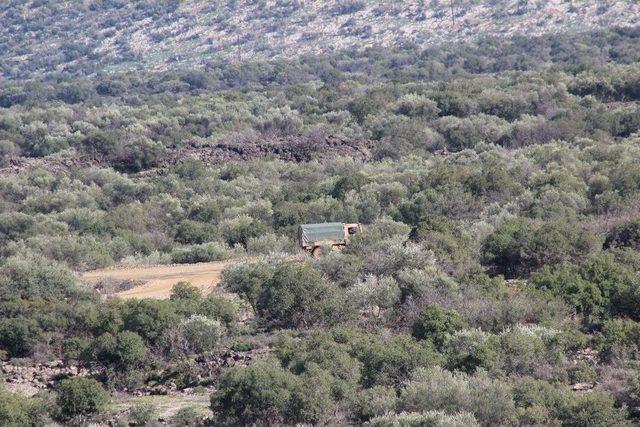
[82,260,235,299]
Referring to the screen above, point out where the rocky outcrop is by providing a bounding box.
[1,360,98,392]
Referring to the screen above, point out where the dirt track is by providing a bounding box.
[82,261,235,299]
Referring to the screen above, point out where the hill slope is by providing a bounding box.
[2,0,640,78]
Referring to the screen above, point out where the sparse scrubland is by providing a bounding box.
[3,2,640,425]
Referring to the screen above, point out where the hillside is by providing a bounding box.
[2,0,640,78]
[5,1,640,426]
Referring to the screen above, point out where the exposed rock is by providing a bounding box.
[1,361,99,391]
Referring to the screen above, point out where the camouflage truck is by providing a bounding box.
[298,222,363,257]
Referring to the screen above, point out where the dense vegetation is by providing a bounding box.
[2,0,638,79]
[2,16,640,426]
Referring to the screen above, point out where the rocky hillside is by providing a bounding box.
[2,0,639,78]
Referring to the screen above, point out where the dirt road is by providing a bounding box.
[82,260,235,299]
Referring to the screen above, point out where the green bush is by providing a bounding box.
[412,305,468,347]
[171,242,232,264]
[211,362,297,426]
[219,215,268,248]
[171,406,206,427]
[179,315,224,354]
[0,387,46,426]
[0,316,41,358]
[442,329,496,373]
[595,318,640,361]
[605,218,640,250]
[221,260,274,311]
[352,385,398,422]
[398,366,516,425]
[352,333,440,387]
[0,256,78,300]
[129,401,157,426]
[56,377,109,421]
[122,299,180,344]
[170,281,203,316]
[255,262,351,329]
[482,218,596,278]
[93,331,147,370]
[367,411,479,427]
[530,263,604,318]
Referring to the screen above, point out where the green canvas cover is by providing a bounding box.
[298,222,345,246]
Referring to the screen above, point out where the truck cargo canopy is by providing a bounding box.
[299,222,345,246]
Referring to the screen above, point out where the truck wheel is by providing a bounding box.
[312,246,322,258]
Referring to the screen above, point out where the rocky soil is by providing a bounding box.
[1,349,262,397]
[1,360,97,396]
[170,134,374,165]
[0,134,374,176]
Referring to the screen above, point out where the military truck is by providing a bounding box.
[298,222,363,257]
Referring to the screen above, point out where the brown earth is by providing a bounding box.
[82,260,236,299]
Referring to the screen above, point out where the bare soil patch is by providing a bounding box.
[83,260,235,299]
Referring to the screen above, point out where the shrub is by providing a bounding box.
[482,218,596,278]
[221,260,274,311]
[605,218,640,250]
[367,411,479,427]
[442,329,496,373]
[174,219,219,244]
[171,406,205,427]
[0,387,39,426]
[171,242,232,264]
[219,215,268,248]
[495,326,550,377]
[246,233,291,255]
[122,299,180,344]
[347,275,401,312]
[530,263,604,318]
[56,377,109,421]
[129,401,157,426]
[256,262,350,329]
[272,330,362,391]
[595,318,640,361]
[179,315,224,354]
[313,252,363,288]
[352,385,397,422]
[170,281,203,316]
[398,366,516,425]
[353,334,440,387]
[332,172,370,199]
[287,365,336,425]
[567,390,629,426]
[211,362,297,426]
[394,94,440,119]
[93,331,147,370]
[412,305,468,347]
[0,256,78,300]
[0,316,41,358]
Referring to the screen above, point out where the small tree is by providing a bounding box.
[211,362,297,425]
[220,261,273,312]
[93,331,147,370]
[256,262,348,329]
[171,406,205,427]
[412,305,468,347]
[180,315,224,354]
[129,402,157,426]
[56,377,109,421]
[0,388,33,426]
